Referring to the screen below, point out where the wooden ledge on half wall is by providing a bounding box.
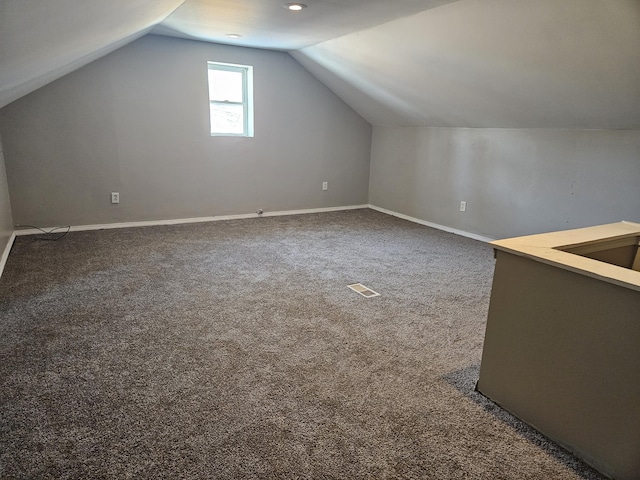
[490,220,640,292]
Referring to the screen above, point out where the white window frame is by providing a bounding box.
[207,61,254,137]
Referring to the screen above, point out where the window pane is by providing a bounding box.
[208,69,243,103]
[207,61,253,137]
[210,103,244,135]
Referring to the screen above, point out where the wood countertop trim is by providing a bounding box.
[491,221,640,292]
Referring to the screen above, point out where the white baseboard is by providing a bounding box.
[0,231,16,280]
[14,204,370,237]
[368,204,495,243]
[262,204,368,218]
[7,204,490,276]
[15,217,217,236]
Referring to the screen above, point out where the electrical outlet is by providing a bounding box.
[322,181,328,191]
[111,192,120,204]
[460,201,466,212]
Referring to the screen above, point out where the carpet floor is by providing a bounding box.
[0,209,605,479]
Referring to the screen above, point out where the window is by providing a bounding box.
[207,62,254,137]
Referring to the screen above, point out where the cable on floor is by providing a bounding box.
[16,224,71,241]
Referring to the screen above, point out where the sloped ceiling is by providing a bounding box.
[1,0,639,129]
[0,0,457,110]
[292,0,640,128]
[0,0,185,109]
[152,0,456,50]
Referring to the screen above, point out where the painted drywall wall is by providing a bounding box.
[0,35,371,227]
[478,250,640,480]
[369,127,640,239]
[0,133,14,257]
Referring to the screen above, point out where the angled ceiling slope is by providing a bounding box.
[0,0,185,109]
[0,0,457,110]
[292,0,640,128]
[2,0,639,130]
[152,0,457,51]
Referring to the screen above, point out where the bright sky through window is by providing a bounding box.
[207,62,254,137]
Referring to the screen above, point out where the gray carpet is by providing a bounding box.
[0,209,605,479]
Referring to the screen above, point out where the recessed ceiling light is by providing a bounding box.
[284,3,307,11]
[225,33,243,39]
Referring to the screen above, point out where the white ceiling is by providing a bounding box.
[1,0,639,129]
[152,0,457,51]
[0,0,184,109]
[293,0,640,128]
[0,0,457,109]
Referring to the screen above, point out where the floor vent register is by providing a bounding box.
[347,283,380,298]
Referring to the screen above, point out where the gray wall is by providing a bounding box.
[478,250,640,480]
[369,127,640,239]
[0,35,371,227]
[0,133,14,257]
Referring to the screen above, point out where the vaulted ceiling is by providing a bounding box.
[0,0,184,110]
[293,0,640,128]
[1,0,639,128]
[152,0,457,50]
